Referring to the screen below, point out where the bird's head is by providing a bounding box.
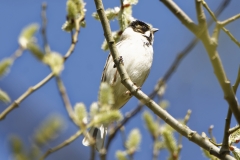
[121,20,158,44]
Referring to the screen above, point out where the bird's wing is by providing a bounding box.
[100,41,123,83]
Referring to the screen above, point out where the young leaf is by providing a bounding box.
[19,24,39,48]
[0,89,11,103]
[126,128,141,153]
[0,58,13,78]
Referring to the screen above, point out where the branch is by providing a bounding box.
[161,0,240,127]
[94,0,236,159]
[229,125,240,135]
[221,67,240,153]
[220,14,240,26]
[200,0,240,47]
[55,76,79,126]
[177,110,192,156]
[159,0,230,90]
[160,0,199,34]
[0,14,84,120]
[40,130,83,160]
[41,3,51,53]
[10,47,25,60]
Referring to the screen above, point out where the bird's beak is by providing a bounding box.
[152,28,159,34]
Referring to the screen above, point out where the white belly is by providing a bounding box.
[104,37,153,109]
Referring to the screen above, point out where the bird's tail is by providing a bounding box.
[82,125,107,151]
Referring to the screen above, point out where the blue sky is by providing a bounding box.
[0,0,240,160]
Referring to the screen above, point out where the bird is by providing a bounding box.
[82,19,158,151]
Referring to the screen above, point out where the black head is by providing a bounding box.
[128,20,158,45]
[129,20,151,34]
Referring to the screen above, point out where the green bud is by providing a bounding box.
[92,12,100,20]
[43,52,64,75]
[0,89,11,103]
[92,110,122,126]
[162,129,177,155]
[62,21,75,32]
[229,127,240,145]
[159,100,169,110]
[201,148,216,159]
[9,135,25,154]
[33,115,65,147]
[19,24,39,48]
[143,111,158,138]
[126,128,141,153]
[101,31,120,51]
[98,82,114,111]
[80,20,86,28]
[67,0,78,19]
[116,150,127,160]
[101,39,109,51]
[90,102,99,118]
[105,8,119,21]
[0,58,13,78]
[154,140,165,150]
[74,102,87,122]
[27,43,44,61]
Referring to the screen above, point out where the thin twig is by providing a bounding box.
[41,2,51,53]
[90,146,96,160]
[229,125,240,135]
[220,14,240,26]
[120,126,127,148]
[0,14,84,120]
[208,125,215,142]
[177,110,191,156]
[221,67,240,153]
[40,130,83,160]
[200,0,240,47]
[55,76,79,126]
[10,47,25,60]
[94,0,236,159]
